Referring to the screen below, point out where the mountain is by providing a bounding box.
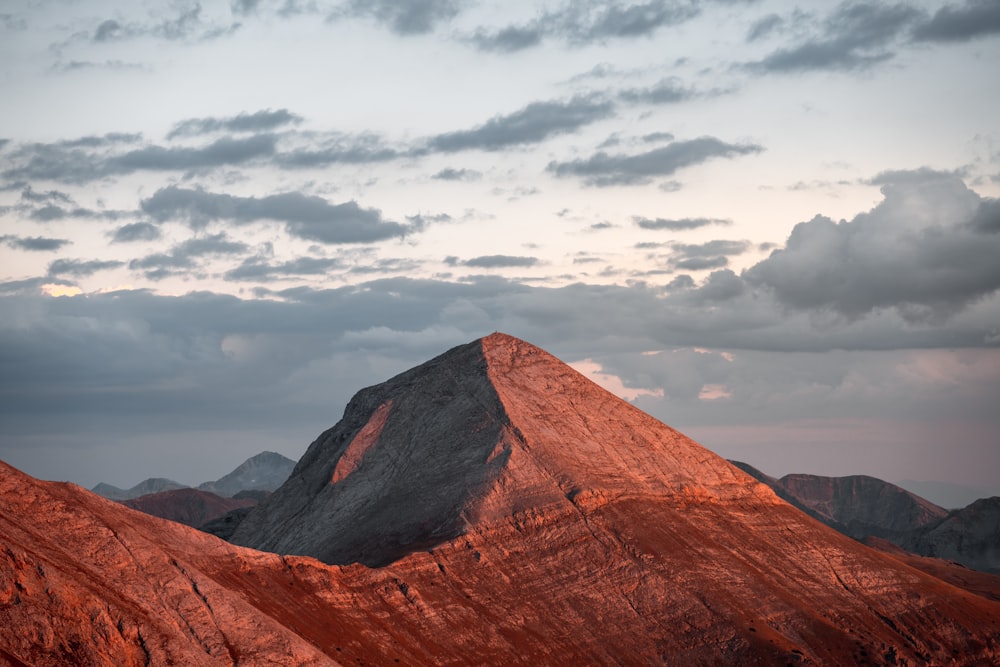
[198,451,296,497]
[91,477,187,501]
[3,333,1000,664]
[122,488,258,529]
[92,451,296,502]
[731,461,948,541]
[734,461,1000,574]
[902,497,1000,575]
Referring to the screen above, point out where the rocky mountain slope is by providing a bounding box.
[3,333,1000,665]
[733,461,1000,574]
[122,488,258,529]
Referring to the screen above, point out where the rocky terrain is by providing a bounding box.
[122,488,258,529]
[3,333,1000,665]
[734,461,1000,574]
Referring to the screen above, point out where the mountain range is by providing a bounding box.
[91,451,296,500]
[2,333,998,665]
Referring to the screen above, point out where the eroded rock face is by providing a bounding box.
[4,333,1000,665]
[122,488,257,529]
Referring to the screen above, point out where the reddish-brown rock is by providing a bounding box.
[3,333,1000,665]
[122,487,258,529]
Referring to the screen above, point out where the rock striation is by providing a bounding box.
[4,333,1000,665]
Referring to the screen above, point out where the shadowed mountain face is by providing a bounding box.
[91,477,187,501]
[4,333,1000,665]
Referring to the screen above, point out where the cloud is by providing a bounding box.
[167,109,302,139]
[747,13,783,41]
[743,172,1000,321]
[912,0,1000,42]
[471,1,701,52]
[110,222,162,243]
[548,136,764,186]
[3,134,274,183]
[635,217,732,230]
[107,134,277,172]
[445,255,539,268]
[276,132,406,167]
[47,258,125,277]
[618,77,698,105]
[128,233,249,279]
[429,95,614,152]
[339,0,463,35]
[747,1,924,73]
[0,235,72,251]
[432,167,482,181]
[141,186,415,244]
[470,25,544,52]
[225,256,344,281]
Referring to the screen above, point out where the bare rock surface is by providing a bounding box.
[3,333,1000,665]
[122,488,257,529]
[903,497,1000,575]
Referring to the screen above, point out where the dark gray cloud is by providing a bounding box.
[225,256,345,281]
[635,216,732,230]
[129,233,249,280]
[471,1,702,52]
[20,187,74,204]
[743,172,1000,321]
[47,258,125,277]
[0,235,72,251]
[86,3,232,44]
[618,77,698,105]
[445,255,539,268]
[470,25,544,52]
[167,109,302,139]
[548,136,764,186]
[3,134,273,183]
[912,0,1000,42]
[429,95,614,152]
[432,167,482,181]
[747,13,783,41]
[339,0,462,35]
[107,134,277,172]
[141,186,414,244]
[110,222,162,243]
[747,1,923,73]
[276,132,406,167]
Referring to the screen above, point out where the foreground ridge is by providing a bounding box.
[2,333,1000,665]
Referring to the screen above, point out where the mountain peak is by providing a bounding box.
[231,334,765,566]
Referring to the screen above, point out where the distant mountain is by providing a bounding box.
[121,488,257,529]
[902,497,1000,575]
[4,334,1000,664]
[90,477,186,501]
[197,450,295,497]
[92,451,296,502]
[731,462,948,542]
[733,461,1000,574]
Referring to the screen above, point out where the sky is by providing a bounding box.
[1,0,999,504]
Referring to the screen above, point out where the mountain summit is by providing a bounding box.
[232,332,756,566]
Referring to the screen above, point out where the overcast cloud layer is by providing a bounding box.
[1,0,998,504]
